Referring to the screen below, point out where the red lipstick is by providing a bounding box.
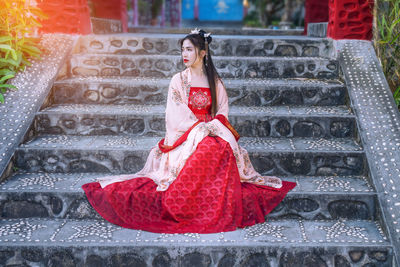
[183,59,189,63]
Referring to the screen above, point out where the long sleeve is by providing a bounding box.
[216,78,229,117]
[164,73,199,146]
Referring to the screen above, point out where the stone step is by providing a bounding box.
[0,173,376,220]
[0,218,392,266]
[35,104,356,138]
[15,135,365,176]
[129,25,306,35]
[76,34,334,58]
[68,54,339,80]
[52,77,347,106]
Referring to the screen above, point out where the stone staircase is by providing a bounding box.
[0,34,393,266]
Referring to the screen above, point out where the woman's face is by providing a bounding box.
[181,39,204,68]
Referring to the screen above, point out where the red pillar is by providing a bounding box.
[38,0,91,34]
[170,0,181,27]
[304,0,329,35]
[91,0,128,32]
[132,0,139,27]
[194,0,199,20]
[327,0,374,40]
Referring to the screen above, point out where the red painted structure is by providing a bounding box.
[327,0,374,40]
[38,0,374,40]
[303,0,329,35]
[91,0,128,32]
[37,0,91,34]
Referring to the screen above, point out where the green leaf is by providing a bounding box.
[391,32,400,45]
[0,93,4,104]
[379,17,386,38]
[0,84,17,89]
[0,36,12,43]
[0,74,14,83]
[21,57,31,67]
[0,44,14,52]
[29,7,48,19]
[14,50,22,66]
[0,69,15,76]
[394,86,400,98]
[21,44,41,55]
[0,58,19,67]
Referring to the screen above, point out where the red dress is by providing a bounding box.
[82,87,296,233]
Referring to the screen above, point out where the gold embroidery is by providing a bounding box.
[206,123,221,136]
[171,167,179,178]
[190,90,210,109]
[172,88,183,104]
[180,70,191,100]
[154,147,162,159]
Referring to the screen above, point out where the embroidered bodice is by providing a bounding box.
[188,87,212,122]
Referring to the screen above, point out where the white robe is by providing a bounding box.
[99,68,282,191]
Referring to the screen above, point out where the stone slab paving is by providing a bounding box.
[15,135,366,177]
[129,26,305,36]
[2,33,398,266]
[0,218,388,245]
[0,34,76,179]
[52,77,347,106]
[76,33,334,58]
[0,173,373,194]
[69,54,339,79]
[335,40,400,264]
[0,172,377,221]
[0,218,392,266]
[34,104,356,138]
[19,135,362,153]
[39,103,353,116]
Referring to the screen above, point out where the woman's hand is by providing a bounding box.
[205,121,218,137]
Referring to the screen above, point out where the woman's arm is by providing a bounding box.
[163,73,200,147]
[215,78,229,117]
[211,78,240,141]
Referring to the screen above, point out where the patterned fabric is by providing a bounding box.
[83,137,295,233]
[82,68,296,233]
[188,87,212,122]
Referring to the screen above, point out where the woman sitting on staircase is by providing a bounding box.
[82,29,296,233]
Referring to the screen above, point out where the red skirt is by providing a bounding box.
[82,136,296,233]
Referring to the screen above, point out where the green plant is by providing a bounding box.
[394,86,400,107]
[0,0,47,104]
[374,0,400,109]
[248,0,285,27]
[244,11,263,27]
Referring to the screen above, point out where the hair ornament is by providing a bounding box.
[188,28,212,66]
[190,28,200,35]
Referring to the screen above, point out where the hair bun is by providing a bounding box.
[199,29,212,44]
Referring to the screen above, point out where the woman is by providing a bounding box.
[82,29,296,234]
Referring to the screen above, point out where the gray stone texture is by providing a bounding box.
[91,17,123,34]
[128,26,305,36]
[15,135,365,176]
[335,39,400,265]
[0,218,392,266]
[0,173,376,221]
[76,34,334,58]
[51,78,347,106]
[0,32,398,265]
[0,35,76,180]
[307,23,329,38]
[69,54,339,80]
[33,104,356,138]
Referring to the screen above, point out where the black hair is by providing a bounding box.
[180,29,220,117]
